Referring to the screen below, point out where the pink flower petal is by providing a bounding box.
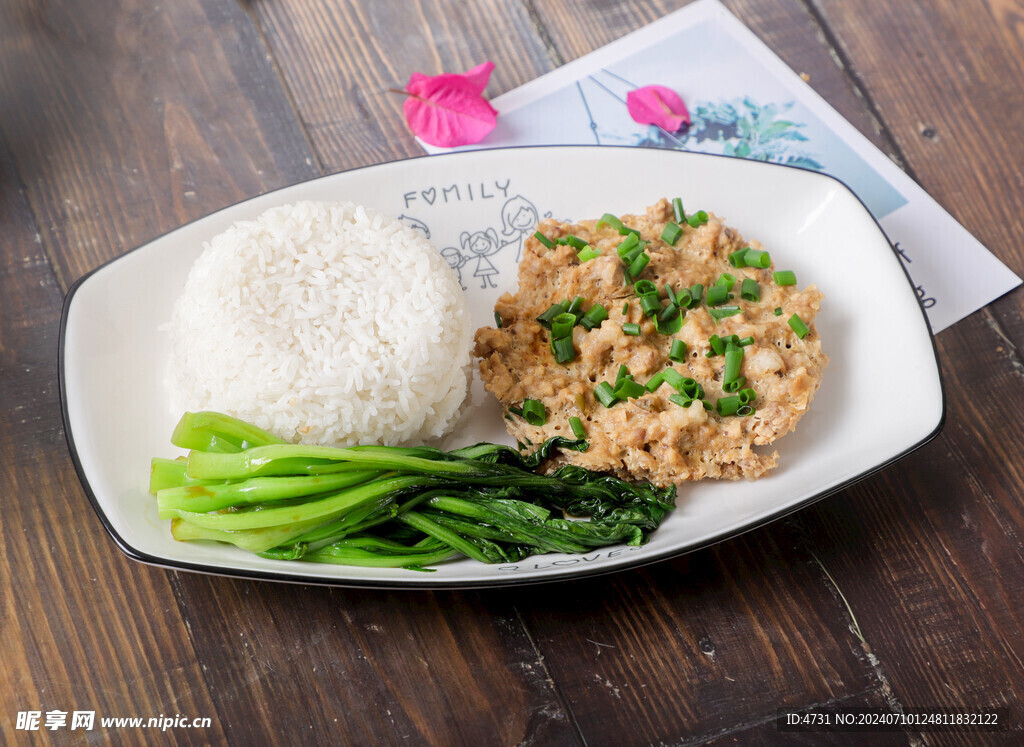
[626,84,690,133]
[401,62,498,147]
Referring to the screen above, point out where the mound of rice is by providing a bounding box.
[167,200,472,447]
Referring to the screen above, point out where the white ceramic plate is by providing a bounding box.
[60,146,943,588]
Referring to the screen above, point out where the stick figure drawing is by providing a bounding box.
[440,246,468,290]
[499,195,540,262]
[461,228,502,289]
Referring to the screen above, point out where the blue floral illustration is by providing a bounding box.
[637,97,824,170]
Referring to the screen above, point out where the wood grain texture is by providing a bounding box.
[505,525,893,744]
[787,0,1024,734]
[0,123,228,746]
[3,0,1024,743]
[813,0,1024,276]
[0,0,316,285]
[168,575,577,744]
[250,0,556,172]
[0,2,579,743]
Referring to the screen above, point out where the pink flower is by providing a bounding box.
[399,61,498,147]
[626,85,690,132]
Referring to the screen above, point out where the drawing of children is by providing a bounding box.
[460,228,501,289]
[499,195,540,261]
[440,246,468,290]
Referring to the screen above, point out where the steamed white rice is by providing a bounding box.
[167,200,472,446]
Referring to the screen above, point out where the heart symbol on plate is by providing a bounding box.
[421,188,436,205]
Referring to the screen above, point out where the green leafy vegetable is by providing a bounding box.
[154,412,675,569]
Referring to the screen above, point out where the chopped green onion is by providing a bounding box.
[706,285,731,306]
[716,273,737,290]
[716,396,740,416]
[688,284,704,307]
[508,405,523,417]
[551,336,576,364]
[613,378,646,400]
[627,252,650,277]
[680,378,704,399]
[737,404,755,416]
[536,302,568,329]
[579,303,609,331]
[522,399,547,425]
[634,279,658,295]
[655,312,684,336]
[669,339,687,362]
[616,232,640,259]
[741,278,760,302]
[597,213,623,232]
[738,336,755,346]
[722,376,747,393]
[687,210,709,227]
[661,368,685,391]
[565,234,588,250]
[723,345,744,386]
[728,247,750,268]
[708,335,725,356]
[569,416,586,439]
[622,322,642,336]
[661,221,683,245]
[644,372,666,392]
[614,364,630,389]
[594,381,618,408]
[551,312,576,340]
[659,303,680,322]
[674,287,692,309]
[566,296,586,318]
[774,306,784,316]
[672,198,685,223]
[738,388,757,405]
[788,313,810,339]
[494,311,503,328]
[577,246,601,262]
[774,270,797,286]
[743,249,771,268]
[664,284,679,306]
[619,226,642,238]
[638,293,662,317]
[622,302,629,315]
[668,393,695,408]
[533,231,555,249]
[708,305,742,320]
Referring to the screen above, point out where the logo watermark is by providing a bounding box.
[15,710,211,732]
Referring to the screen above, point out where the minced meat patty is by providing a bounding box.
[473,198,828,488]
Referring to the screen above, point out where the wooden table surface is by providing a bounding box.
[3,0,1023,744]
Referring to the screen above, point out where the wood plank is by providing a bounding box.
[813,0,1024,272]
[503,521,891,744]
[250,0,557,171]
[169,575,578,744]
[0,2,579,742]
[0,0,316,286]
[775,0,1024,734]
[791,325,1024,733]
[4,0,1022,743]
[0,129,227,746]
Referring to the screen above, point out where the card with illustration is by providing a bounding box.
[420,0,1019,332]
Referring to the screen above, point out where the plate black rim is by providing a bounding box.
[58,144,947,589]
